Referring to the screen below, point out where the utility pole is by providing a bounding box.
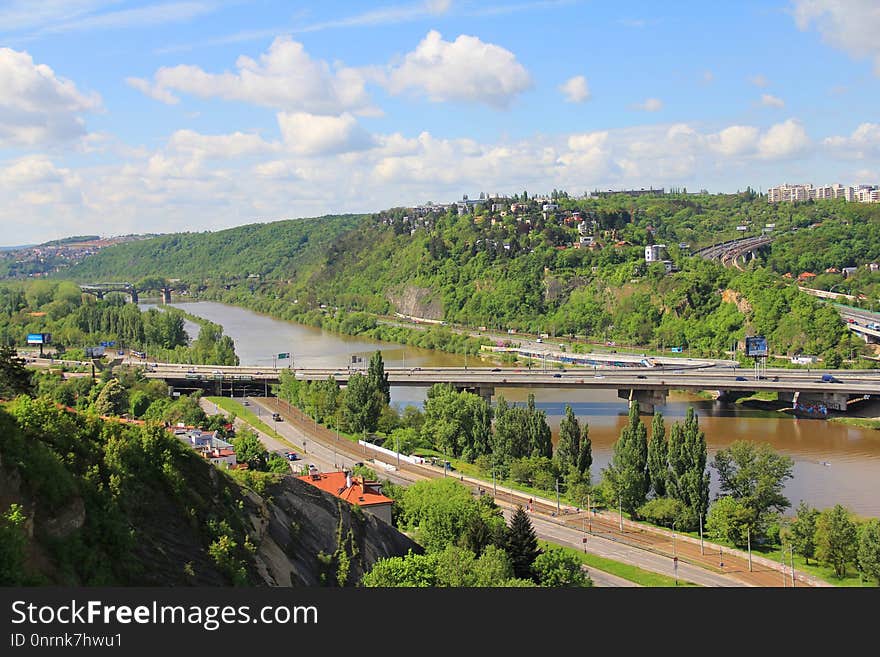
[587,494,592,532]
[619,496,623,532]
[555,478,560,515]
[781,548,787,587]
[790,543,795,587]
[747,526,753,572]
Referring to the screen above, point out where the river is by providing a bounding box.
[142,300,880,517]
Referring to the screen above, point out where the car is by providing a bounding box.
[272,412,282,421]
[353,461,364,468]
[285,452,299,461]
[847,318,856,323]
[735,376,747,381]
[821,374,841,383]
[536,338,543,343]
[212,370,222,375]
[636,375,647,379]
[491,367,502,372]
[553,373,562,378]
[242,400,250,406]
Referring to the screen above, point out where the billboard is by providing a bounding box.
[27,333,51,344]
[85,346,105,358]
[745,336,768,357]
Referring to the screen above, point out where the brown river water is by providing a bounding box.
[142,301,880,517]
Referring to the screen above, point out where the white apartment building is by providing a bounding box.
[768,182,877,203]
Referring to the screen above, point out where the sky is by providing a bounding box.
[1,0,879,245]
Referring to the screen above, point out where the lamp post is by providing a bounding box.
[555,478,560,515]
[672,520,677,558]
[619,496,623,532]
[790,543,795,588]
[699,512,704,555]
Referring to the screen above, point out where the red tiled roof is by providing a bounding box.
[297,471,394,507]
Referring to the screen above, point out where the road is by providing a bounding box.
[210,396,825,587]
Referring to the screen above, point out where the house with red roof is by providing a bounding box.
[298,470,394,524]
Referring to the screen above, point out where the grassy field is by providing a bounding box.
[538,540,700,587]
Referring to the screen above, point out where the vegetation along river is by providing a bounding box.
[143,301,880,517]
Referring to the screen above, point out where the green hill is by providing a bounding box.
[64,214,363,283]
[0,396,418,586]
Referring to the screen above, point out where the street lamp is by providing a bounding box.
[672,520,677,558]
[699,512,704,555]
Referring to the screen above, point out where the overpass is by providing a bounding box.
[143,363,880,414]
[695,235,773,268]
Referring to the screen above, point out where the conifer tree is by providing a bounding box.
[556,404,580,471]
[667,407,710,528]
[576,422,592,477]
[506,505,540,581]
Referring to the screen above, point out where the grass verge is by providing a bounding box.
[205,396,294,448]
[829,416,880,430]
[538,540,700,587]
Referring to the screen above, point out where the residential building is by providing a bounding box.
[768,182,877,203]
[645,244,667,263]
[297,470,394,524]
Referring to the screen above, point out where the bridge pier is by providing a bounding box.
[162,287,172,304]
[617,388,667,414]
[130,289,139,304]
[715,389,753,403]
[458,385,494,404]
[780,390,852,412]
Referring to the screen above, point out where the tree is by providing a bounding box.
[712,440,794,531]
[233,429,268,470]
[400,478,480,553]
[647,412,668,498]
[532,548,592,587]
[92,378,127,416]
[638,498,685,529]
[555,404,580,471]
[705,496,753,548]
[789,501,819,564]
[602,400,648,516]
[0,346,33,399]
[0,504,28,585]
[367,350,390,405]
[857,519,880,585]
[576,420,592,477]
[506,505,540,580]
[666,408,709,529]
[815,504,858,578]
[360,550,437,587]
[345,372,380,437]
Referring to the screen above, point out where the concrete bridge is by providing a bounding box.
[143,364,880,414]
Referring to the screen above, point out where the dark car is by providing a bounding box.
[553,373,562,378]
[735,376,747,381]
[491,367,502,372]
[285,452,299,461]
[821,373,841,383]
[636,375,647,379]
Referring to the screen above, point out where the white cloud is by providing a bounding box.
[0,1,113,32]
[823,122,880,158]
[632,97,663,112]
[749,74,769,87]
[141,36,374,114]
[277,112,374,155]
[167,129,276,159]
[0,47,100,147]
[125,77,179,105]
[758,119,810,159]
[297,0,452,33]
[792,0,880,75]
[559,75,590,103]
[760,93,785,108]
[708,125,759,156]
[382,30,532,108]
[34,2,215,36]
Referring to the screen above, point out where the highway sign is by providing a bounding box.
[27,333,50,344]
[745,336,768,357]
[278,352,290,359]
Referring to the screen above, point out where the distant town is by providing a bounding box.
[768,182,880,204]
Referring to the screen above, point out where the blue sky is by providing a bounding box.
[2,0,879,245]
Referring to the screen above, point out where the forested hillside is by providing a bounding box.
[47,193,880,361]
[65,214,363,282]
